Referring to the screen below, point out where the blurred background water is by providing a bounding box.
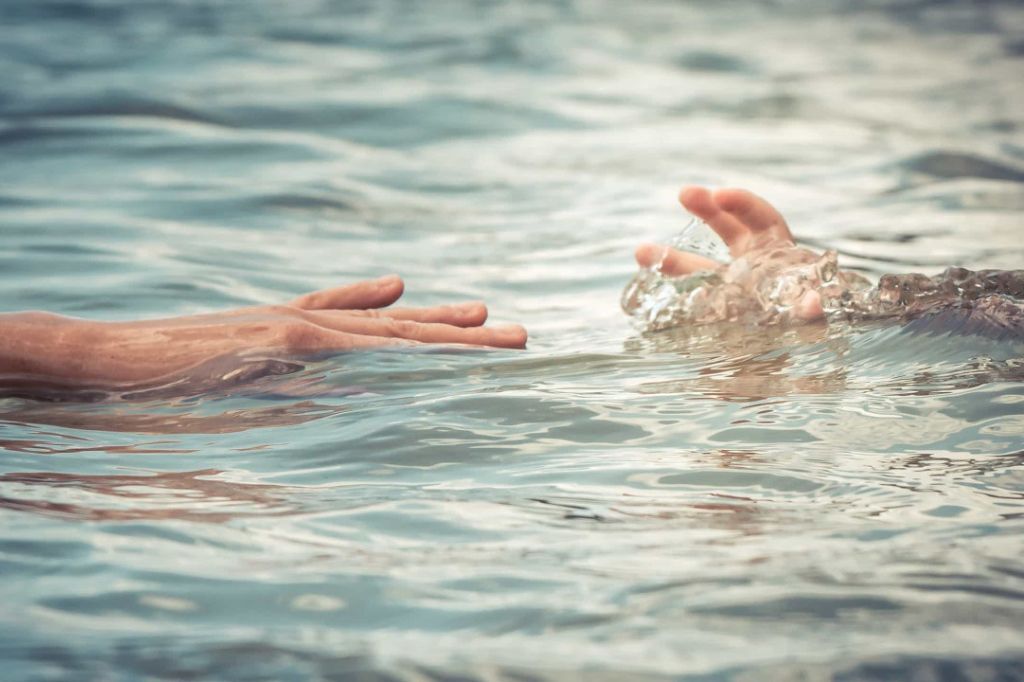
[2,0,1024,679]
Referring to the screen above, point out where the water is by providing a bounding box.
[621,228,1024,332]
[2,0,1024,678]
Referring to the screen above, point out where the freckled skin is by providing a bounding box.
[0,276,527,396]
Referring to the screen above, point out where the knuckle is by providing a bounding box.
[293,291,323,309]
[266,304,297,317]
[306,293,328,309]
[356,309,381,319]
[386,319,418,338]
[281,322,318,348]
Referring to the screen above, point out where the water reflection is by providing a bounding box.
[0,399,342,435]
[2,0,1024,678]
[628,323,850,401]
[0,468,294,522]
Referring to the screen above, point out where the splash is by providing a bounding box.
[828,267,1024,338]
[622,221,1024,337]
[621,218,871,329]
[620,217,728,330]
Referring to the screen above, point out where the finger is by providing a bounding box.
[338,301,488,327]
[282,324,413,352]
[634,243,720,276]
[712,188,794,244]
[290,275,404,311]
[679,185,750,251]
[793,290,825,322]
[307,313,528,349]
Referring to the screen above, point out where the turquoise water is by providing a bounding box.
[2,0,1024,679]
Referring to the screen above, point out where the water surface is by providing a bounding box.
[2,0,1024,679]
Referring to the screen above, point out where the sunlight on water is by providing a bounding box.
[2,0,1024,679]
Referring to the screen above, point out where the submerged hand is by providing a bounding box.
[0,275,527,393]
[633,186,867,324]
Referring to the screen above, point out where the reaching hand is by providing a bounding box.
[632,186,869,324]
[0,275,527,395]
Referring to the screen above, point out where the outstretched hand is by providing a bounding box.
[633,186,866,323]
[0,275,527,393]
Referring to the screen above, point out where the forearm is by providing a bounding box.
[0,313,120,387]
[1,312,287,392]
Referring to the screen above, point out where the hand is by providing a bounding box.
[633,186,868,324]
[0,275,527,395]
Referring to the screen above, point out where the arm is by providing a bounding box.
[0,275,527,394]
[0,312,106,378]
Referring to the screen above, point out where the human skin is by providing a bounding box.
[0,275,527,393]
[633,185,832,322]
[635,186,1023,336]
[0,189,850,396]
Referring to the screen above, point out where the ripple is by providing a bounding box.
[5,95,226,128]
[900,150,1024,183]
[2,0,1024,679]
